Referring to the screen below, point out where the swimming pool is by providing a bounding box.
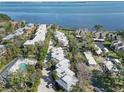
[19,63,28,70]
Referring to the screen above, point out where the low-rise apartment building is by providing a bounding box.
[3,23,35,41]
[111,40,124,51]
[102,60,119,74]
[54,31,68,46]
[24,24,47,45]
[84,51,97,66]
[50,47,78,91]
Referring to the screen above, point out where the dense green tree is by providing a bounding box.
[71,85,84,92]
[51,24,58,31]
[7,71,28,92]
[94,25,104,32]
[92,70,124,92]
[20,21,26,28]
[82,32,96,51]
[117,31,124,40]
[27,65,35,73]
[0,14,11,21]
[51,70,58,80]
[4,21,13,34]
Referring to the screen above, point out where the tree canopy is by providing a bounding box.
[0,14,11,21]
[94,25,105,32]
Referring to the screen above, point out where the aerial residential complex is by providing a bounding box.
[0,13,124,92]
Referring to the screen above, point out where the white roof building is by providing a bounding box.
[50,46,78,91]
[56,74,78,91]
[95,44,102,55]
[24,24,47,45]
[112,40,122,46]
[3,34,14,40]
[103,60,118,73]
[115,45,124,51]
[103,47,109,53]
[111,40,124,51]
[3,28,24,40]
[51,47,65,62]
[109,58,121,64]
[27,23,35,27]
[112,59,121,64]
[9,58,37,73]
[56,67,75,78]
[3,23,35,40]
[56,59,70,69]
[84,51,97,66]
[56,67,78,91]
[94,38,105,42]
[54,31,68,46]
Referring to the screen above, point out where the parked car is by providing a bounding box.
[46,83,53,88]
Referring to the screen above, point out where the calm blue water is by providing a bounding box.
[0,2,124,30]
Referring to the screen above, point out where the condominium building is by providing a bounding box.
[54,31,68,46]
[50,47,78,91]
[24,24,47,45]
[84,51,97,66]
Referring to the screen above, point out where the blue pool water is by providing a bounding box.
[19,63,28,70]
[0,2,124,30]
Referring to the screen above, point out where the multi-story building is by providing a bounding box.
[54,31,68,46]
[84,51,97,66]
[50,47,78,91]
[24,24,47,45]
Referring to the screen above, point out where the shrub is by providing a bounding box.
[103,40,112,48]
[51,70,58,80]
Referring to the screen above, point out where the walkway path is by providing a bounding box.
[38,41,55,92]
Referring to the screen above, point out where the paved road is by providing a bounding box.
[38,41,55,92]
[38,68,55,92]
[0,58,17,83]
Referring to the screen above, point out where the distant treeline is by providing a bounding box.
[118,30,124,40]
[117,31,124,40]
[0,13,11,21]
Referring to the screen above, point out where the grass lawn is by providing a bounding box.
[93,55,104,64]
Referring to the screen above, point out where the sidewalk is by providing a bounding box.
[38,68,55,92]
[38,41,55,92]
